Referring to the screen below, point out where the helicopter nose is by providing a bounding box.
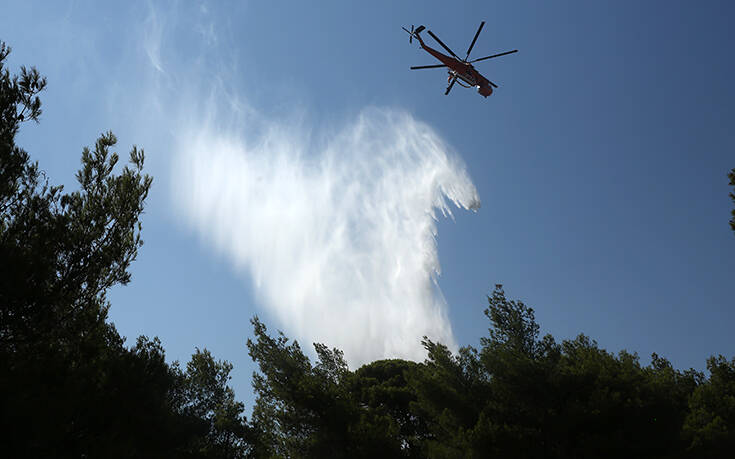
[478,85,493,97]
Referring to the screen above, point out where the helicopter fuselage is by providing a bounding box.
[414,34,493,97]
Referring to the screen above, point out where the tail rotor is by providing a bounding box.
[401,25,415,44]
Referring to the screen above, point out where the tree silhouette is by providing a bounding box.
[0,41,247,457]
[245,285,732,458]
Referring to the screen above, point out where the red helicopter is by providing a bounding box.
[403,23,517,97]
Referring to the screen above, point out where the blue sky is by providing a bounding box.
[3,0,733,408]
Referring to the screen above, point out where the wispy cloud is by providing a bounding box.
[172,102,480,366]
[143,3,165,74]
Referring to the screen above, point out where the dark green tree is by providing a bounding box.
[0,40,193,456]
[408,285,703,459]
[0,42,151,353]
[409,339,489,458]
[352,359,427,457]
[683,355,735,457]
[244,283,735,458]
[0,41,248,457]
[177,348,251,458]
[246,317,410,458]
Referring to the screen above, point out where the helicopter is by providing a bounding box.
[402,23,517,97]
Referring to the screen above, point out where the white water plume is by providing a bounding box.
[173,106,480,367]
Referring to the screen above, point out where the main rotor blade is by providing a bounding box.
[465,21,485,59]
[488,80,498,88]
[410,64,448,70]
[471,49,518,63]
[445,77,457,95]
[427,30,459,59]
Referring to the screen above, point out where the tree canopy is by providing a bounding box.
[245,286,733,458]
[0,42,248,457]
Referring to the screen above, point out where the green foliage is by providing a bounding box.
[398,285,709,458]
[246,317,414,458]
[353,359,427,456]
[482,284,541,357]
[243,285,734,458]
[1,104,151,352]
[176,348,251,458]
[0,41,247,457]
[684,355,735,456]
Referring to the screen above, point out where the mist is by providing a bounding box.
[172,104,480,366]
[126,1,483,367]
